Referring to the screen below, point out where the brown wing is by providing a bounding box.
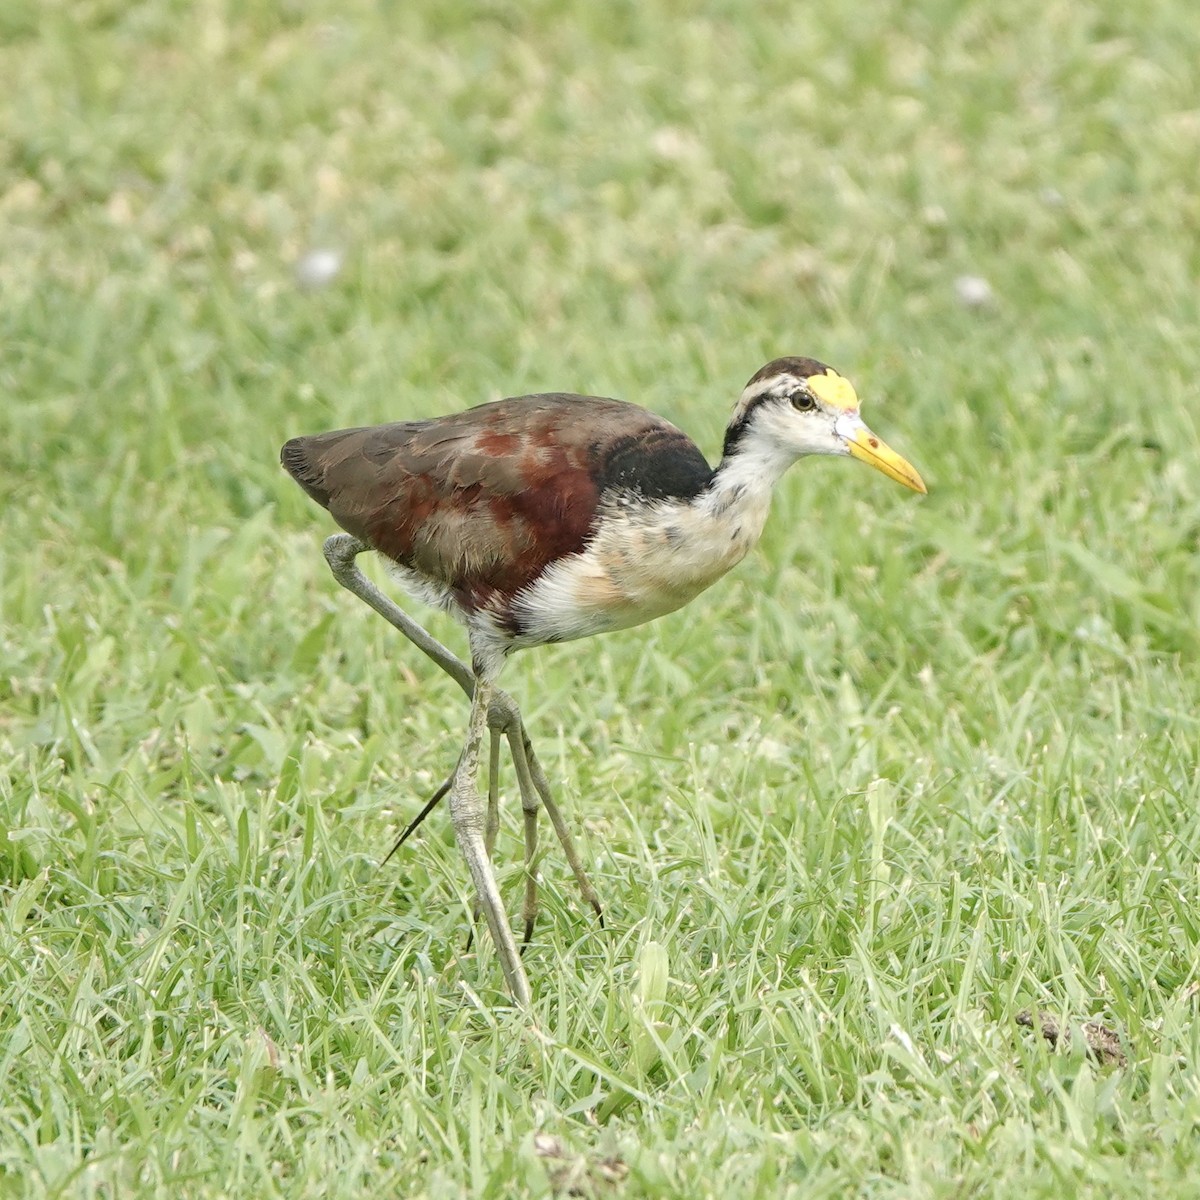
[281,393,713,610]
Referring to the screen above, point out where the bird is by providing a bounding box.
[281,356,926,1005]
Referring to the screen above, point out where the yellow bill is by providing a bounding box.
[846,425,927,494]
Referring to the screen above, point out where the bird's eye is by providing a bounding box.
[791,391,816,412]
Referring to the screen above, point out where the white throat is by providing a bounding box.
[703,420,799,527]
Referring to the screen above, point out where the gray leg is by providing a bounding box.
[324,534,474,696]
[525,737,604,925]
[450,675,531,1005]
[322,532,601,997]
[464,728,504,954]
[506,726,541,946]
[488,692,603,926]
[485,726,502,860]
[370,686,606,931]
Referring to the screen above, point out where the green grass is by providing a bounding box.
[3,0,1200,1195]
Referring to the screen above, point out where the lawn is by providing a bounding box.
[3,0,1200,1195]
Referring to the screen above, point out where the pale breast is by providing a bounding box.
[505,490,771,646]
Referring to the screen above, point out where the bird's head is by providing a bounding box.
[723,357,926,494]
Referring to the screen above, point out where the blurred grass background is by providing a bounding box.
[2,0,1200,1195]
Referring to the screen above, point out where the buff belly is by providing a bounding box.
[507,495,768,646]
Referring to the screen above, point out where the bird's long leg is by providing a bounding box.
[489,690,604,929]
[323,532,600,978]
[323,534,475,697]
[450,671,531,1005]
[464,728,504,954]
[325,530,502,861]
[506,725,541,947]
[485,727,502,860]
[524,736,605,926]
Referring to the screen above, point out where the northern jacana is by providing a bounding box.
[281,357,926,1004]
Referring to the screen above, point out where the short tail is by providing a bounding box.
[280,437,334,509]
